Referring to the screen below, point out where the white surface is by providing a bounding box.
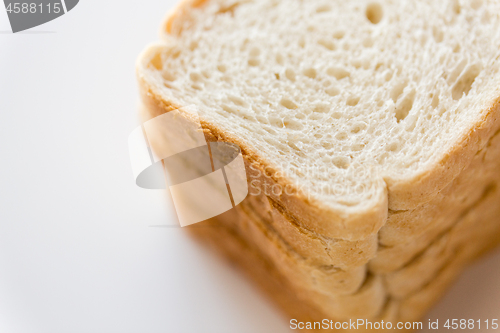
[0,1,499,332]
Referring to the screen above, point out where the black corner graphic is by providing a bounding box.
[64,0,78,12]
[3,0,79,33]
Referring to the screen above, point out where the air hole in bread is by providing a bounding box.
[318,39,336,50]
[288,140,302,151]
[276,53,284,65]
[326,86,340,96]
[332,156,350,169]
[335,132,348,140]
[161,71,176,81]
[299,36,306,48]
[190,72,203,81]
[191,83,202,90]
[150,53,163,70]
[395,90,416,122]
[452,0,461,14]
[331,112,342,119]
[366,3,383,24]
[303,68,317,79]
[447,58,468,84]
[228,95,247,106]
[170,49,181,59]
[162,81,176,90]
[452,64,481,100]
[351,59,362,69]
[386,142,401,152]
[390,80,408,102]
[309,113,324,121]
[321,141,333,149]
[221,104,236,114]
[256,115,268,123]
[284,118,304,130]
[201,70,211,78]
[432,26,444,43]
[347,96,360,106]
[377,152,388,164]
[384,71,393,81]
[295,112,306,119]
[471,0,483,10]
[327,67,350,80]
[313,104,329,113]
[351,143,365,151]
[264,126,277,135]
[249,47,261,57]
[316,5,331,13]
[217,2,240,15]
[189,41,198,51]
[248,58,260,66]
[351,122,367,134]
[217,64,227,72]
[268,116,284,128]
[333,30,345,39]
[280,98,298,109]
[285,68,296,81]
[363,37,374,48]
[431,92,440,108]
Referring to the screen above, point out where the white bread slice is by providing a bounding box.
[137,0,500,241]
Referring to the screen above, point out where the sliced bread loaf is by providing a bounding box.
[137,0,500,329]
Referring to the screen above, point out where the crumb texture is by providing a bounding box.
[143,0,500,208]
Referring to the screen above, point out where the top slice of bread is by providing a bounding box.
[137,0,500,240]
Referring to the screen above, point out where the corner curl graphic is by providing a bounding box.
[128,105,248,226]
[3,0,79,33]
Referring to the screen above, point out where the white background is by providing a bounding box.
[0,1,499,332]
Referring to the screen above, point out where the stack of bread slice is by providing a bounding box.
[137,0,500,330]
